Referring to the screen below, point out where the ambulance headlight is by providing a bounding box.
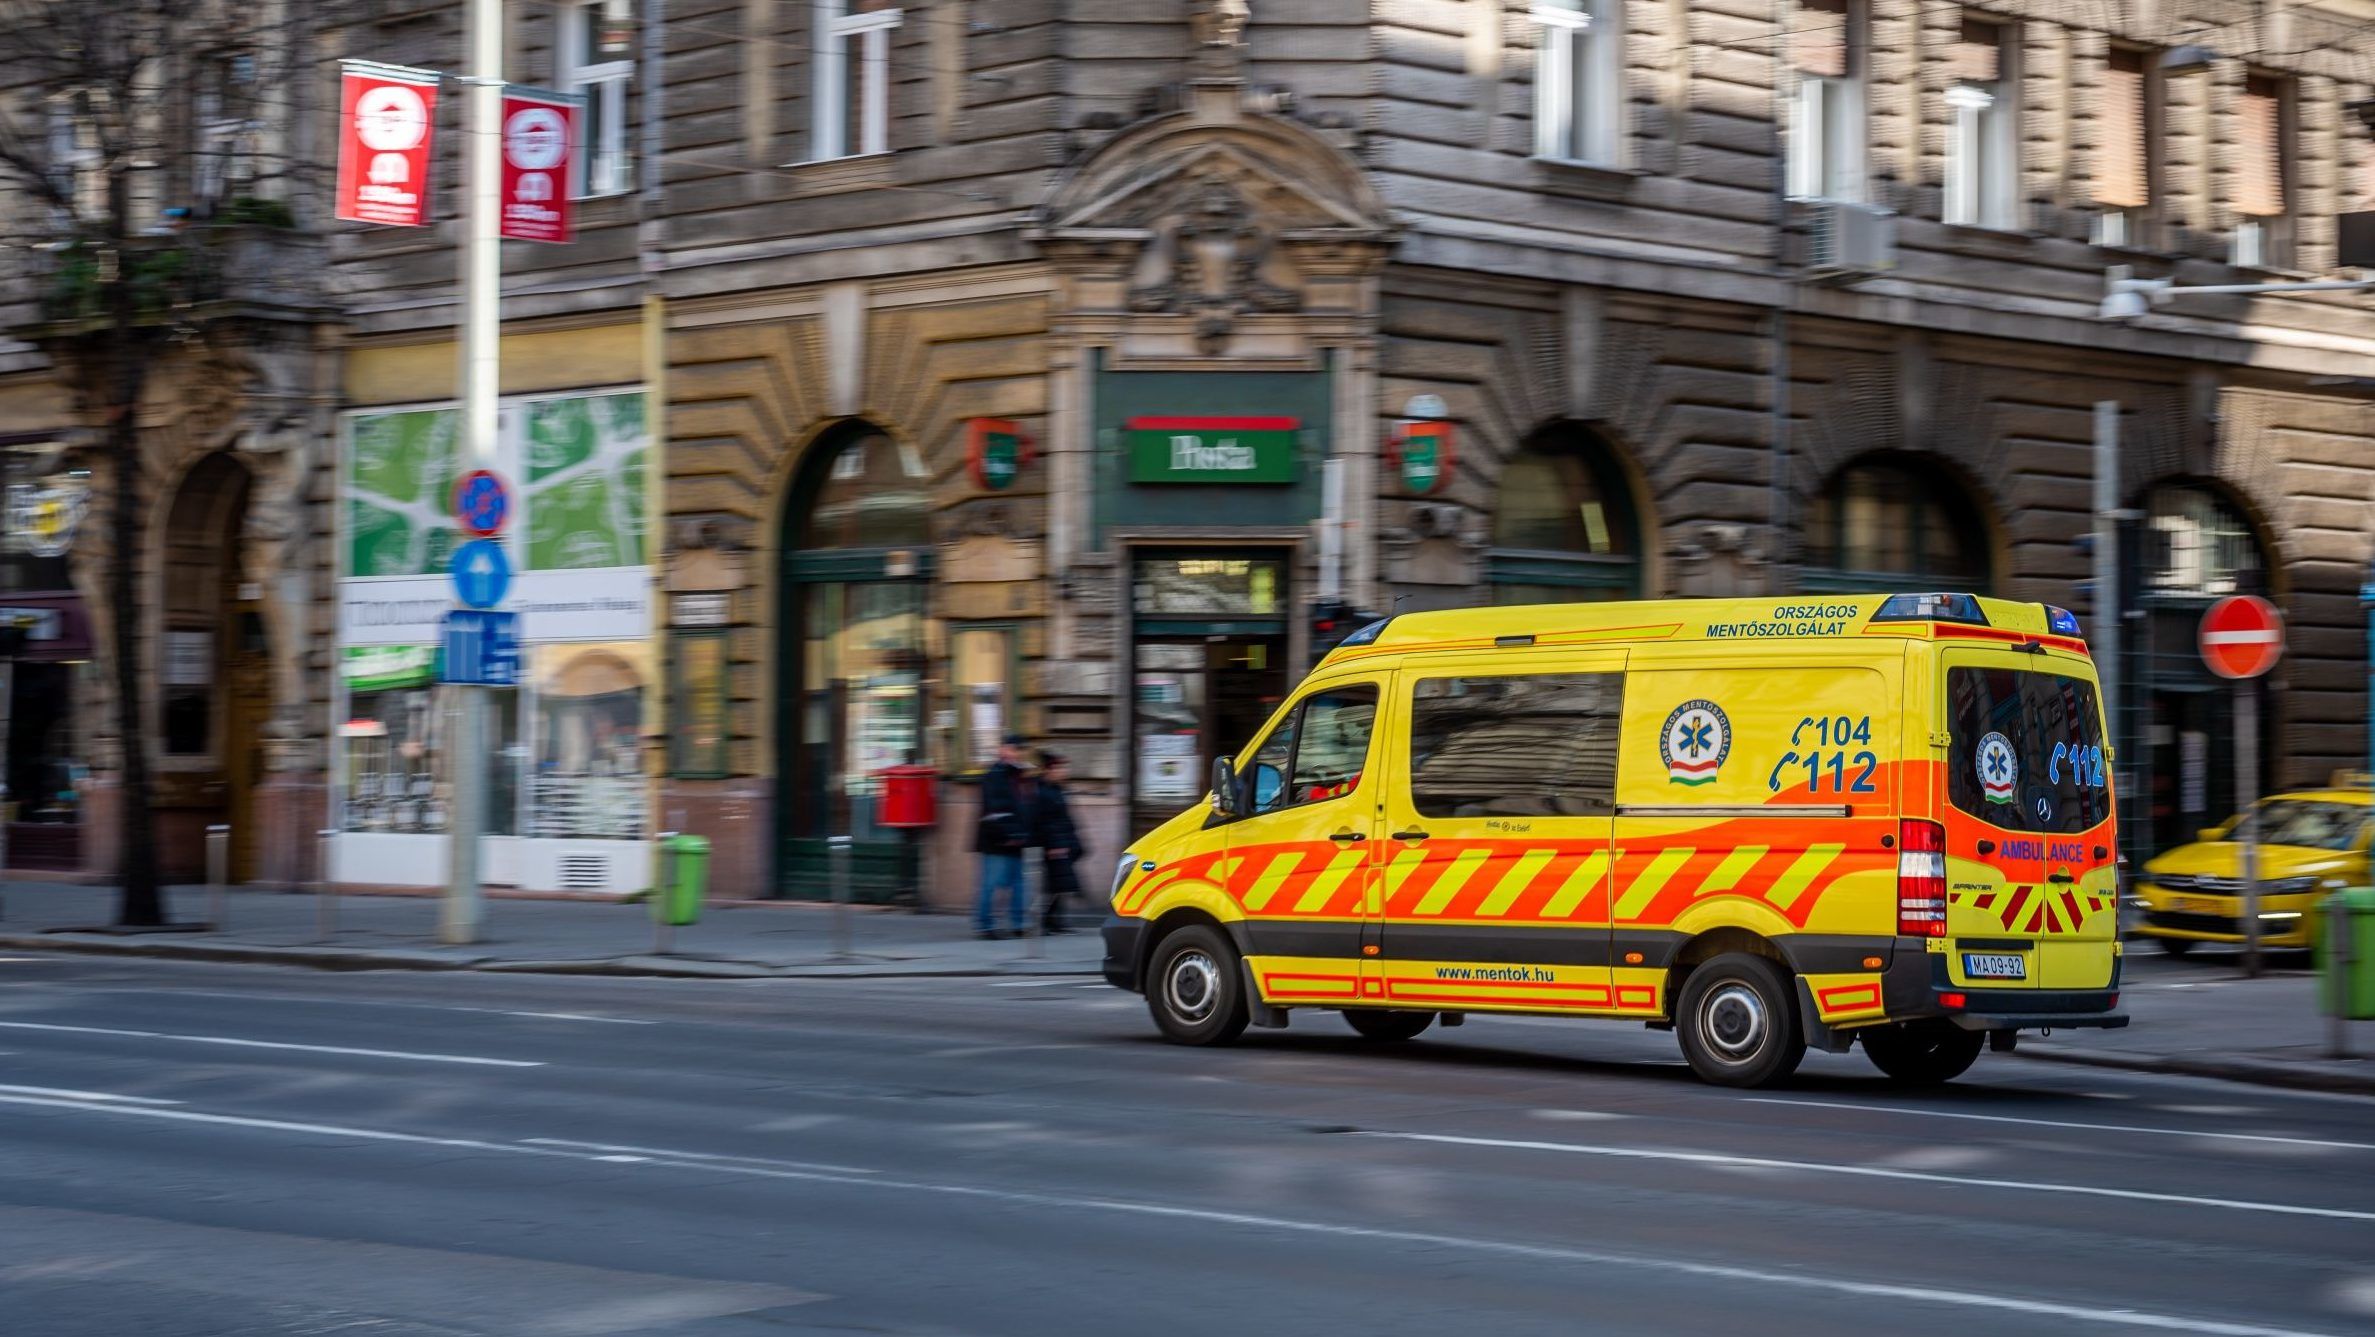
[1112,853,1141,902]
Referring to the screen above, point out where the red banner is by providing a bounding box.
[500,89,580,244]
[333,62,439,227]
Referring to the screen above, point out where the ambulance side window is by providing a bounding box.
[1408,674,1623,818]
[1246,685,1380,816]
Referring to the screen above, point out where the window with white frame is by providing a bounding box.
[812,0,904,161]
[1788,0,1864,201]
[1533,0,1624,167]
[2091,47,2151,247]
[560,1,634,197]
[1943,16,2017,229]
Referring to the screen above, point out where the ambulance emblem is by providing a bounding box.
[1661,699,1731,787]
[1977,731,2018,805]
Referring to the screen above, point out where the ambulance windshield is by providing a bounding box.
[1946,667,2112,835]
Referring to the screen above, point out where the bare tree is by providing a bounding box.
[0,1,324,925]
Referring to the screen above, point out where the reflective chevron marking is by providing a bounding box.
[1613,847,1696,920]
[1294,850,1366,914]
[1414,848,1495,916]
[1699,845,1766,897]
[1539,851,1612,919]
[1764,844,1845,911]
[1476,849,1560,918]
[1382,846,1431,899]
[1240,852,1306,913]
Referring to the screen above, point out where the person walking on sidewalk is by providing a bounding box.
[1034,751,1087,935]
[974,735,1038,939]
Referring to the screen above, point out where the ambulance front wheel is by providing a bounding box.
[1860,1021,1984,1085]
[1146,924,1249,1046]
[1342,1009,1435,1042]
[1674,953,1805,1088]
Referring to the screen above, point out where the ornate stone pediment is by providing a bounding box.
[1030,86,1397,348]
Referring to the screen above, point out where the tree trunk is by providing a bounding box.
[103,317,160,926]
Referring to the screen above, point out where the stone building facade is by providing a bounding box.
[8,0,2375,900]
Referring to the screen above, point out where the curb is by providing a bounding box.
[2013,1044,2375,1097]
[0,933,1101,982]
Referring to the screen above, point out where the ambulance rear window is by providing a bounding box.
[1946,667,2111,835]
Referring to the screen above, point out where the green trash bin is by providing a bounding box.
[2316,888,2375,1020]
[657,834,711,927]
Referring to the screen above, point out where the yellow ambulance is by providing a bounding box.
[1101,593,2128,1088]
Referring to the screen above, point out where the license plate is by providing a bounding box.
[1963,953,2027,980]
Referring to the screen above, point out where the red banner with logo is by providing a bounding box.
[499,88,581,244]
[333,62,440,227]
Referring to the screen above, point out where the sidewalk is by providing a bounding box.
[0,881,1104,980]
[2017,961,2375,1096]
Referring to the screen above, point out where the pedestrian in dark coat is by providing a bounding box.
[974,735,1036,938]
[1034,751,1087,934]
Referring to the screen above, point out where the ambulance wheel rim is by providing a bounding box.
[1165,949,1222,1023]
[1700,982,1767,1061]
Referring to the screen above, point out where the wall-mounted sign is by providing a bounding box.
[499,86,581,244]
[1125,416,1298,485]
[165,630,214,686]
[672,592,730,627]
[966,418,1033,491]
[1396,419,1455,495]
[333,61,440,227]
[4,477,86,557]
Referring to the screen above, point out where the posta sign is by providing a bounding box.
[1125,416,1299,485]
[2200,594,2284,680]
[334,61,440,227]
[499,88,580,244]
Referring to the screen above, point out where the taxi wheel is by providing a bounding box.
[1861,1021,1985,1085]
[1146,924,1249,1046]
[2158,937,2197,958]
[1675,954,1804,1088]
[1343,1009,1435,1042]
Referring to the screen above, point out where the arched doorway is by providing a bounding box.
[774,421,933,901]
[158,452,269,881]
[1800,453,1994,593]
[2129,480,2274,858]
[1487,425,1643,604]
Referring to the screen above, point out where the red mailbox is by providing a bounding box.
[876,764,940,829]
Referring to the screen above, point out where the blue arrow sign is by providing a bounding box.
[440,609,520,686]
[450,539,512,610]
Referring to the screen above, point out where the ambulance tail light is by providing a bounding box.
[1897,818,1949,937]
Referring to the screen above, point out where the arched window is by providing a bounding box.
[2138,482,2263,599]
[1801,454,1992,592]
[1487,427,1642,605]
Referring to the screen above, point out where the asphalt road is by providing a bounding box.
[0,950,2369,1337]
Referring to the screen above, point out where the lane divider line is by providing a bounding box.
[520,1137,879,1176]
[0,1020,542,1068]
[0,1092,2334,1337]
[1354,1130,2375,1223]
[1742,1097,2375,1153]
[0,1083,180,1106]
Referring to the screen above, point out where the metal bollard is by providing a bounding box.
[1023,856,1043,960]
[828,834,853,961]
[205,824,230,930]
[316,828,339,942]
[652,831,679,956]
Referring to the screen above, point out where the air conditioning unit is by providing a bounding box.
[1804,201,1897,282]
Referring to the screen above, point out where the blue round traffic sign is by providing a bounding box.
[453,469,510,537]
[450,538,513,610]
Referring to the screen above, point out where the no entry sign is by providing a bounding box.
[2200,595,2284,679]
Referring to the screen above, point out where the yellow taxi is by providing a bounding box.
[2131,786,2370,955]
[1102,592,2128,1088]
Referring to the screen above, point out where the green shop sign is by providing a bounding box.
[1125,416,1298,485]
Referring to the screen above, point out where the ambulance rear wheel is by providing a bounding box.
[1861,1021,1984,1085]
[1146,924,1249,1046]
[1675,954,1804,1088]
[1342,1009,1434,1042]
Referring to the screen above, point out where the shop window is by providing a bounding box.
[1488,427,1641,605]
[2139,483,2264,599]
[1801,454,1992,593]
[338,647,522,836]
[670,631,730,779]
[531,643,649,838]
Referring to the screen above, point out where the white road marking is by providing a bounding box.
[1530,1109,1628,1122]
[0,1092,2333,1337]
[501,1011,655,1025]
[990,980,1079,988]
[922,1042,1093,1059]
[0,1020,541,1068]
[1744,1097,2375,1153]
[0,1084,179,1106]
[520,1138,878,1176]
[1359,1130,2375,1223]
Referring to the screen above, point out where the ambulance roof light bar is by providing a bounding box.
[1871,593,1990,627]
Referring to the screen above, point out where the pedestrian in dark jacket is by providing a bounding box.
[1034,751,1087,934]
[974,735,1037,939]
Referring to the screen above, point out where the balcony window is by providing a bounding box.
[813,0,904,161]
[1533,0,1624,168]
[2093,47,2151,246]
[1944,17,2018,230]
[1788,0,1864,202]
[561,1,634,197]
[2232,73,2291,267]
